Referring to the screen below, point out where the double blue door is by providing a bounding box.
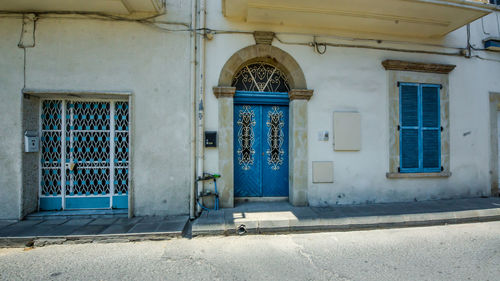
[234,101,289,197]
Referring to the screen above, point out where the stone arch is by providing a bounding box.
[218,45,307,89]
[214,44,312,209]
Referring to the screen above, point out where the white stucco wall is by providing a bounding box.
[0,1,499,219]
[0,18,25,219]
[203,1,500,206]
[0,0,193,218]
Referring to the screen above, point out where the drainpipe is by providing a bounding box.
[196,0,207,215]
[189,0,197,220]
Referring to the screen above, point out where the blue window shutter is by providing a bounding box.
[422,130,440,170]
[400,85,418,127]
[400,84,419,171]
[399,83,440,173]
[421,85,440,171]
[422,86,439,128]
[401,129,419,169]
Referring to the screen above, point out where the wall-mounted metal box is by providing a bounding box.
[24,130,39,153]
[312,161,334,183]
[205,131,217,147]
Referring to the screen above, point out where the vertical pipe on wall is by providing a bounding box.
[128,95,134,218]
[196,0,207,215]
[189,0,197,219]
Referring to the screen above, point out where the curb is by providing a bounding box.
[192,209,500,236]
[0,231,183,248]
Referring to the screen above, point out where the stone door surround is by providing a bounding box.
[214,44,313,207]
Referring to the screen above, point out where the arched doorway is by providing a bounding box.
[213,44,313,207]
[232,62,290,198]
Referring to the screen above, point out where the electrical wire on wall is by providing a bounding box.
[312,36,327,54]
[274,34,464,57]
[17,13,38,89]
[273,33,500,63]
[3,10,500,62]
[466,24,472,58]
[0,11,193,32]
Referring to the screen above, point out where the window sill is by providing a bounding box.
[386,172,451,179]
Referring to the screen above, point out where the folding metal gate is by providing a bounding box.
[39,100,129,210]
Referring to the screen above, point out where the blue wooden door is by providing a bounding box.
[262,105,289,196]
[234,102,289,197]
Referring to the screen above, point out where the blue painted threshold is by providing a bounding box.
[40,197,63,211]
[26,209,128,220]
[112,195,128,209]
[66,197,110,209]
[40,195,128,210]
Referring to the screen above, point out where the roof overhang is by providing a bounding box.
[223,0,496,38]
[0,0,164,15]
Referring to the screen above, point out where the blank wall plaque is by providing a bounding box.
[333,112,361,151]
[312,161,334,183]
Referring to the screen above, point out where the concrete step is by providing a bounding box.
[25,209,128,220]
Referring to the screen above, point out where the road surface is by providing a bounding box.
[0,222,499,280]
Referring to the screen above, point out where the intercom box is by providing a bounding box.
[25,131,39,153]
[205,131,217,147]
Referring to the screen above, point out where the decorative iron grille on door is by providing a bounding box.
[40,100,129,210]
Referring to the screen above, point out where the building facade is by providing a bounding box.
[0,0,499,220]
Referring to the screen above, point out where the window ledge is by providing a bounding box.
[386,172,451,179]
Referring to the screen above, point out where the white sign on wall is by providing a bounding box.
[333,112,361,151]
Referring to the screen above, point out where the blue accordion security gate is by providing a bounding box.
[39,100,129,210]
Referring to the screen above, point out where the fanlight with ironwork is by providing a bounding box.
[232,62,290,92]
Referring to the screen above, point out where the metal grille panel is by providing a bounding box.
[66,132,110,166]
[232,62,290,92]
[41,168,61,196]
[114,168,128,194]
[41,100,62,130]
[40,101,62,195]
[236,105,256,170]
[66,102,110,131]
[66,168,110,195]
[115,102,129,131]
[114,132,129,165]
[266,106,285,170]
[41,132,62,167]
[114,101,129,194]
[40,100,129,209]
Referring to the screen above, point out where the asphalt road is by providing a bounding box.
[0,222,499,281]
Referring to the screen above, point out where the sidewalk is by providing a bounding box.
[192,197,500,236]
[0,214,188,248]
[1,197,499,248]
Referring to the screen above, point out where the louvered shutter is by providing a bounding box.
[400,84,419,171]
[421,85,441,171]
